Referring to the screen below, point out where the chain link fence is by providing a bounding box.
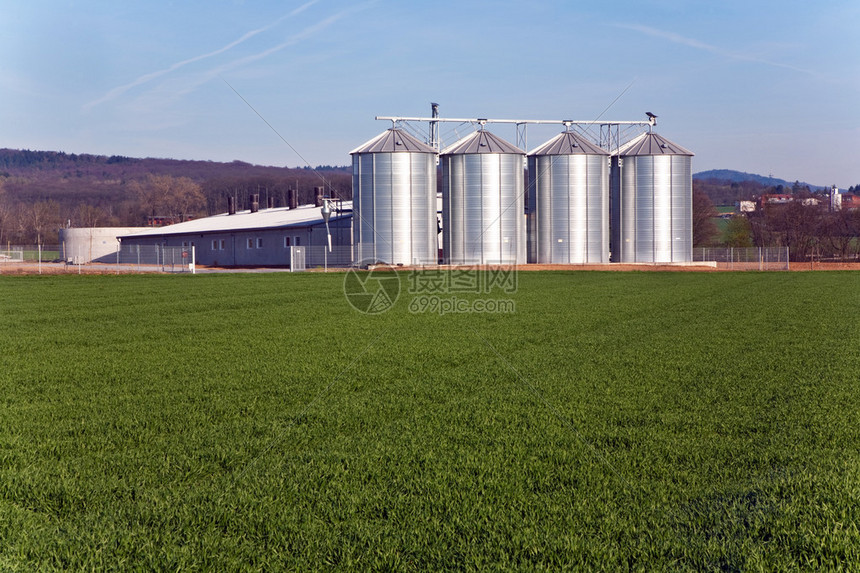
[0,250,24,263]
[0,244,193,273]
[3,243,797,273]
[693,247,790,270]
[0,245,61,263]
[115,245,194,273]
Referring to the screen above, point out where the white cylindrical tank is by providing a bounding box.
[528,131,610,264]
[610,132,694,263]
[59,227,149,263]
[441,130,525,265]
[350,128,438,266]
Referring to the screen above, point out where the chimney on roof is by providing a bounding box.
[314,187,324,207]
[267,196,274,209]
[249,193,260,213]
[288,188,298,210]
[227,196,236,215]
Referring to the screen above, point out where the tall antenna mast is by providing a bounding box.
[429,102,439,151]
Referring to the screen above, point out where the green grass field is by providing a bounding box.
[711,207,735,239]
[16,250,61,262]
[1,271,858,570]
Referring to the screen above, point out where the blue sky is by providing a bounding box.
[3,0,858,187]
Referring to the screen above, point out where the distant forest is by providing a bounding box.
[694,177,852,207]
[0,149,351,244]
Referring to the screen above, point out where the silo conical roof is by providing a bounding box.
[350,128,436,155]
[614,132,693,156]
[528,131,608,156]
[441,129,524,155]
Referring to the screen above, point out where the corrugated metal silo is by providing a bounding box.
[350,128,438,265]
[610,132,694,263]
[527,131,609,264]
[441,130,526,265]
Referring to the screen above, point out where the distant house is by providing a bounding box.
[840,193,859,210]
[759,194,794,207]
[736,200,756,213]
[757,194,825,210]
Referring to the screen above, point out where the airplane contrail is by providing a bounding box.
[172,5,363,99]
[84,0,319,110]
[614,23,814,76]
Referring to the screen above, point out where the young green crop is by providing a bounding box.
[0,271,858,570]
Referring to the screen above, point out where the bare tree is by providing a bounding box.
[764,202,821,262]
[0,179,9,246]
[131,174,205,223]
[24,200,61,245]
[820,210,860,261]
[74,203,106,228]
[692,190,720,247]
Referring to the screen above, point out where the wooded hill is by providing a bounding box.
[693,169,859,206]
[0,149,352,244]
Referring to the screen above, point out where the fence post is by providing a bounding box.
[191,246,196,275]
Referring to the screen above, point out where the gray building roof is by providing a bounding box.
[350,128,436,154]
[441,129,524,155]
[614,132,694,157]
[528,131,608,156]
[120,202,352,239]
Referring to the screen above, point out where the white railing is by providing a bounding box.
[115,245,194,273]
[693,247,789,270]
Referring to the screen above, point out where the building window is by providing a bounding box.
[219,239,226,250]
[211,240,218,250]
[247,238,254,249]
[284,236,291,248]
[294,236,301,246]
[257,238,263,249]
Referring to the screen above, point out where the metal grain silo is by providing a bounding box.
[441,130,525,265]
[527,131,609,264]
[610,132,694,263]
[350,128,438,265]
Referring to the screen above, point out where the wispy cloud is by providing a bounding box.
[84,0,319,110]
[180,7,354,96]
[614,23,815,76]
